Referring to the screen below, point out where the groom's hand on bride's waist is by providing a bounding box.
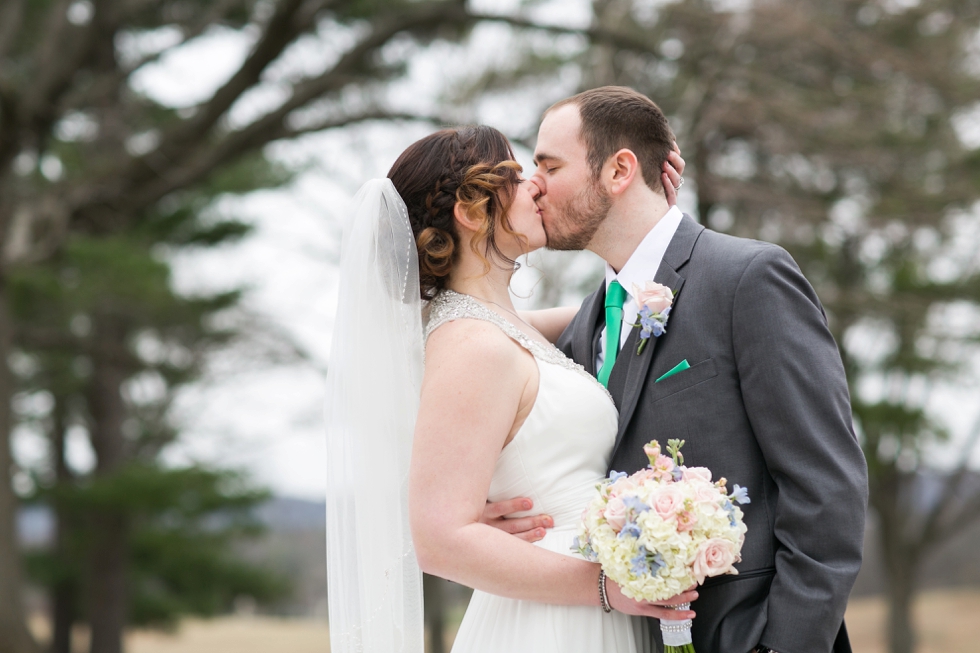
[480,498,554,543]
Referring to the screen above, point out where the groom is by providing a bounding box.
[487,87,868,653]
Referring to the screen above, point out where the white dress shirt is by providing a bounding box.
[595,205,683,372]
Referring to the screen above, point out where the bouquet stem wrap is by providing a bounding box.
[661,602,694,652]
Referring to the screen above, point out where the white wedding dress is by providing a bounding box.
[426,291,648,653]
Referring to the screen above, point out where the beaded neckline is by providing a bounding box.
[426,290,615,405]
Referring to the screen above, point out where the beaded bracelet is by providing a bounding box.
[598,569,612,613]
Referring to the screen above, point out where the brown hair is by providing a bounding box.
[547,86,674,193]
[388,126,523,300]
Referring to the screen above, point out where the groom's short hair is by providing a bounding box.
[547,86,673,194]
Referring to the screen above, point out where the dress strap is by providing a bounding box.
[426,290,537,352]
[424,290,615,405]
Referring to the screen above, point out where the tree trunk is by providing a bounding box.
[0,281,40,653]
[423,574,446,653]
[51,399,76,653]
[886,564,916,653]
[873,474,918,653]
[86,317,129,653]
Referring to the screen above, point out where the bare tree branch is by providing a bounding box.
[76,0,469,220]
[161,0,313,153]
[61,0,246,115]
[128,110,446,211]
[17,0,105,146]
[468,12,664,60]
[0,0,25,62]
[921,412,980,546]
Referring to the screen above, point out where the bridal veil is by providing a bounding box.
[325,179,425,652]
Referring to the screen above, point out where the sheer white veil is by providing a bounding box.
[325,178,425,653]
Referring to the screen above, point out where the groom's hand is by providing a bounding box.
[662,142,686,207]
[607,581,698,620]
[480,498,553,543]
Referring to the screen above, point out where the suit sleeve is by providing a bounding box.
[556,313,577,360]
[732,246,868,653]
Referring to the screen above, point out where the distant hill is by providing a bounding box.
[17,475,980,615]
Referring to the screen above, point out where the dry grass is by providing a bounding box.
[29,589,980,652]
[845,589,980,653]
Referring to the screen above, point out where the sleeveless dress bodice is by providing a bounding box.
[425,291,646,653]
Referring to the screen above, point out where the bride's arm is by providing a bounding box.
[517,306,579,344]
[409,320,696,617]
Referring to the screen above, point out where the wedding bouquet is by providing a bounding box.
[574,439,749,653]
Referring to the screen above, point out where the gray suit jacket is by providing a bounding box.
[557,215,868,653]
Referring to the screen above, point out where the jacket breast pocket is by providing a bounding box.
[650,357,718,403]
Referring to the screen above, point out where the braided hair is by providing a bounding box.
[388,126,523,300]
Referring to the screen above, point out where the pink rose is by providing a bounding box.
[650,485,684,519]
[682,467,712,483]
[632,468,657,483]
[604,497,627,532]
[609,476,637,498]
[692,538,738,584]
[695,482,723,504]
[632,281,673,314]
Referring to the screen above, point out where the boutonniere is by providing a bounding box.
[631,281,675,355]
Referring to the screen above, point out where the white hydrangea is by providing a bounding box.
[574,440,750,602]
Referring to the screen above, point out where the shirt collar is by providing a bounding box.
[604,205,684,298]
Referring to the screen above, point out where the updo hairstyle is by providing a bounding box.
[388,126,524,300]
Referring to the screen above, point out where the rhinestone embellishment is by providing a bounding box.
[426,290,615,405]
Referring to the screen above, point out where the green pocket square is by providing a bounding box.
[656,359,690,383]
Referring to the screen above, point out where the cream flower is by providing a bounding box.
[632,281,674,314]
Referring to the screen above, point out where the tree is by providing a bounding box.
[567,1,980,651]
[9,202,291,652]
[0,1,457,650]
[0,2,660,651]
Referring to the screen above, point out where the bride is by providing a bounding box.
[325,125,691,653]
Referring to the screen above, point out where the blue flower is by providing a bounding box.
[630,546,665,576]
[622,496,650,515]
[722,498,738,527]
[730,484,751,505]
[608,470,627,482]
[573,536,598,561]
[631,547,650,575]
[619,520,641,539]
[648,551,665,573]
[671,467,684,482]
[661,306,672,319]
[652,320,666,337]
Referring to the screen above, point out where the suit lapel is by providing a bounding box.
[610,214,704,457]
[574,284,605,376]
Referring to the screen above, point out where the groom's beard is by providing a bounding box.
[544,178,612,251]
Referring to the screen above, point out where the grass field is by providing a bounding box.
[31,589,980,652]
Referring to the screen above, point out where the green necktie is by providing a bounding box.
[597,280,627,388]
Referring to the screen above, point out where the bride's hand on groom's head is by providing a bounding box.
[662,142,686,208]
[479,498,554,543]
[606,580,698,620]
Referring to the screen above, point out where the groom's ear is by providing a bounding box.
[606,148,640,197]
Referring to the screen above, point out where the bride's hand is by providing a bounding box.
[480,497,554,543]
[662,142,686,207]
[606,579,698,620]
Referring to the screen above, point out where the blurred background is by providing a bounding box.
[1,0,979,652]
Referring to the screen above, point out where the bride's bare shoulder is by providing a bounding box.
[425,318,522,369]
